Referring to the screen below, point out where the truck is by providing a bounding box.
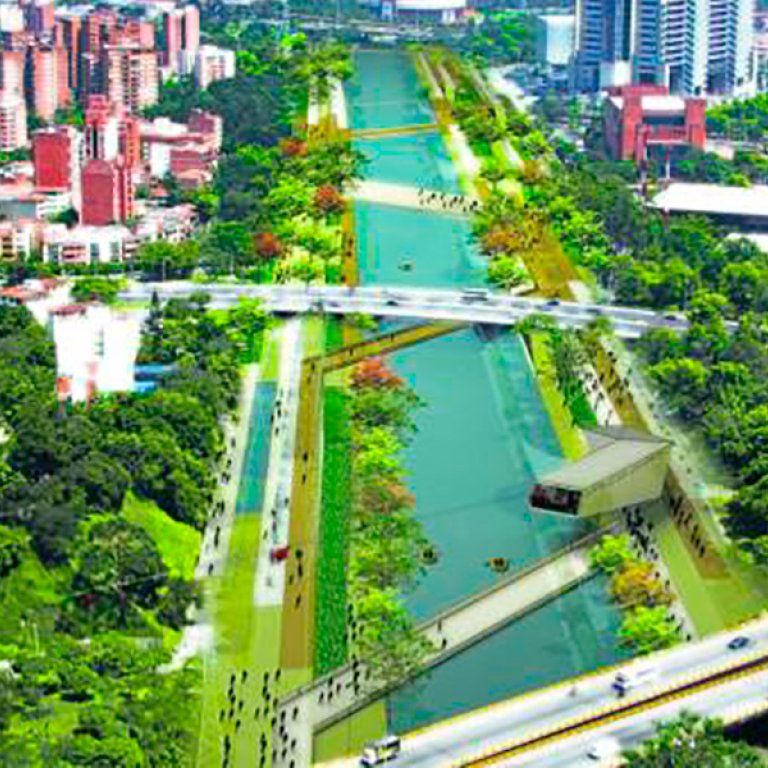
[360,735,401,766]
[612,663,658,695]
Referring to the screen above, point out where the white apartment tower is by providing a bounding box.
[572,0,755,96]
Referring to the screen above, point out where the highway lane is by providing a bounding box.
[118,283,704,339]
[495,667,768,767]
[323,617,768,768]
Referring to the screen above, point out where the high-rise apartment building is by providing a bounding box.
[26,44,70,121]
[572,0,755,96]
[0,89,27,150]
[0,50,24,97]
[161,5,200,73]
[104,47,158,112]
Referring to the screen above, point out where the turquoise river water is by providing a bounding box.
[347,50,624,732]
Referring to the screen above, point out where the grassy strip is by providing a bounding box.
[325,316,345,354]
[314,387,352,676]
[527,332,587,460]
[123,492,201,580]
[313,700,387,761]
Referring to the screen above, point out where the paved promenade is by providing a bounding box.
[348,179,479,215]
[255,319,304,607]
[270,530,607,768]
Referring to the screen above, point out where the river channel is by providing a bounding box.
[346,50,623,732]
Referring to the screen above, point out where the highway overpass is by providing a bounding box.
[321,616,768,768]
[118,283,709,340]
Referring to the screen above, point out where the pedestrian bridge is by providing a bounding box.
[271,526,613,768]
[350,122,440,139]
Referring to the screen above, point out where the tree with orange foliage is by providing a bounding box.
[611,560,673,609]
[279,137,307,158]
[254,232,283,262]
[351,358,403,390]
[314,184,345,215]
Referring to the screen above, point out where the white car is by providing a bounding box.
[587,737,621,761]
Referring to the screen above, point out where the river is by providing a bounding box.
[347,49,623,733]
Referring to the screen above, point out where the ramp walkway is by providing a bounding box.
[272,526,613,767]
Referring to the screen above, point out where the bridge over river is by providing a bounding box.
[119,283,702,340]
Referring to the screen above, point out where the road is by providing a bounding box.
[322,616,768,768]
[119,283,721,340]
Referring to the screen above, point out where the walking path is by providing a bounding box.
[165,364,261,672]
[270,528,611,768]
[348,179,479,215]
[255,319,305,606]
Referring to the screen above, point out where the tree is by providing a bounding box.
[488,257,528,289]
[623,713,761,767]
[354,589,433,689]
[618,605,678,654]
[648,358,709,418]
[254,231,283,262]
[314,185,345,215]
[200,220,253,273]
[71,278,123,305]
[137,240,199,280]
[590,534,634,574]
[611,561,672,609]
[71,518,167,627]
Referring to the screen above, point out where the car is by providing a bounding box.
[545,298,561,307]
[385,299,399,307]
[587,737,621,761]
[663,312,684,323]
[587,306,605,315]
[728,635,751,650]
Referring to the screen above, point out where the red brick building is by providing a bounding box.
[32,125,82,198]
[603,85,706,164]
[81,158,133,226]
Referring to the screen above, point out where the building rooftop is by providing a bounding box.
[654,183,768,218]
[538,427,670,492]
[609,94,687,112]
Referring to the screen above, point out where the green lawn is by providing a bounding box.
[122,492,201,580]
[314,387,352,676]
[649,500,766,635]
[0,547,64,644]
[527,333,587,460]
[313,700,388,762]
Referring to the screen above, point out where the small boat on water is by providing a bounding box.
[422,546,439,565]
[398,259,414,272]
[487,557,510,573]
